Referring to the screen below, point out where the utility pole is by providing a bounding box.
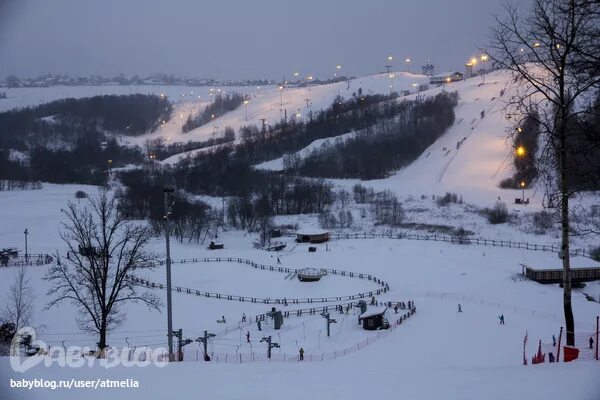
[321,312,337,337]
[23,228,28,259]
[260,118,267,133]
[163,187,175,361]
[172,329,193,361]
[196,330,216,361]
[304,99,310,108]
[260,336,279,359]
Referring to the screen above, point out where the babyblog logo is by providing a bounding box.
[10,327,169,372]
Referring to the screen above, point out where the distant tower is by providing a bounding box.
[422,60,435,76]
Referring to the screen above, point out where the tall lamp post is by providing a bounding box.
[480,54,489,83]
[520,181,526,203]
[163,187,175,361]
[24,228,28,259]
[404,58,411,72]
[243,100,249,121]
[278,85,284,106]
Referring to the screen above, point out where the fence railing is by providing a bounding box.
[0,254,53,267]
[284,232,592,259]
[129,257,389,308]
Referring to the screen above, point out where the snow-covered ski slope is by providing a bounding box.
[154,72,429,162]
[339,71,519,207]
[159,69,520,207]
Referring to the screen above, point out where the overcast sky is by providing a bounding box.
[0,0,518,80]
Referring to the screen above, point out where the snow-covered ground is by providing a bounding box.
[0,184,598,400]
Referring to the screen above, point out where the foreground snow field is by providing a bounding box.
[0,184,598,399]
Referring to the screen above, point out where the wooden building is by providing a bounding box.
[430,72,463,85]
[521,264,600,284]
[295,229,330,244]
[358,307,390,330]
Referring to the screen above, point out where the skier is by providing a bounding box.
[246,331,250,343]
[257,320,262,331]
[552,335,556,346]
[277,257,281,264]
[299,347,304,361]
[370,296,375,305]
[548,352,555,363]
[458,304,462,313]
[242,312,246,322]
[590,336,594,350]
[394,304,399,314]
[499,314,505,325]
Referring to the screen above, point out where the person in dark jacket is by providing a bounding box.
[299,347,304,361]
[590,336,594,350]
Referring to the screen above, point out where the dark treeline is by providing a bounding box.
[182,93,245,133]
[295,92,459,179]
[116,169,212,243]
[144,128,235,160]
[0,94,172,149]
[566,92,600,191]
[118,162,335,235]
[500,112,540,189]
[234,92,402,164]
[0,94,169,184]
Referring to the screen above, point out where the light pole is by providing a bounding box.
[243,100,249,121]
[520,181,526,203]
[480,54,489,83]
[24,228,28,259]
[278,85,283,106]
[405,58,411,72]
[163,187,175,361]
[334,64,341,78]
[470,57,478,77]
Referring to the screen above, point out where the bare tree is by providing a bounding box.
[489,0,600,346]
[44,191,161,355]
[2,267,34,330]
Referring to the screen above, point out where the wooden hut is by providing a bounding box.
[521,264,600,284]
[358,307,389,330]
[295,229,330,244]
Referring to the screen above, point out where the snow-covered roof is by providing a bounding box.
[296,229,329,236]
[433,71,463,78]
[359,307,387,319]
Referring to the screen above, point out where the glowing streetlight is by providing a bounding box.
[533,42,541,48]
[517,127,523,133]
[404,58,411,72]
[243,100,249,121]
[334,65,341,77]
[480,54,489,83]
[520,181,526,203]
[516,145,526,157]
[387,55,393,62]
[278,85,284,106]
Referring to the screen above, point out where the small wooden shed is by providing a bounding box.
[358,307,389,330]
[296,229,330,244]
